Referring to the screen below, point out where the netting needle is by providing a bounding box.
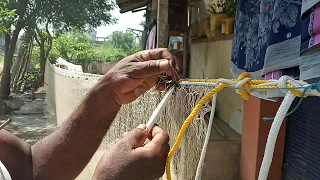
[0,118,12,130]
[146,85,175,133]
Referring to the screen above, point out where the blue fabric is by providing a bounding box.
[231,0,302,76]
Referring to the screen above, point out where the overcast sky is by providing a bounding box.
[96,8,145,37]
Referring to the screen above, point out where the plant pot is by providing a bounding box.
[225,18,235,35]
[210,14,226,33]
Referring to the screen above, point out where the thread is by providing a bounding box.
[263,83,320,121]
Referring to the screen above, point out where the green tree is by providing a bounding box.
[108,31,141,54]
[93,42,127,62]
[54,31,94,65]
[0,0,16,35]
[33,31,94,65]
[0,0,116,99]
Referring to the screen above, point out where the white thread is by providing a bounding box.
[216,78,236,86]
[195,94,217,180]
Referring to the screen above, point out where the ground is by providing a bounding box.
[0,94,56,145]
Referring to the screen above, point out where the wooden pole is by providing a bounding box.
[156,0,169,48]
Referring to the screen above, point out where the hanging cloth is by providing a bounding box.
[145,25,157,50]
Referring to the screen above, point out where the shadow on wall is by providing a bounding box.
[84,62,117,75]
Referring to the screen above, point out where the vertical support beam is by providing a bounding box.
[156,0,168,48]
[151,0,158,21]
[241,96,287,180]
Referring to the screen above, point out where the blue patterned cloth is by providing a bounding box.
[232,0,320,81]
[231,0,303,79]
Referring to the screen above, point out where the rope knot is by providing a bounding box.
[236,72,252,100]
[278,76,306,97]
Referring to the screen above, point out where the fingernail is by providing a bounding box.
[159,60,169,70]
[137,124,147,129]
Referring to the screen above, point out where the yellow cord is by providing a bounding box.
[165,72,306,179]
[165,83,228,180]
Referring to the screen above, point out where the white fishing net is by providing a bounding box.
[44,61,212,180]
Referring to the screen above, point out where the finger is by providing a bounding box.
[121,132,129,138]
[138,48,173,61]
[145,126,169,150]
[130,60,171,78]
[156,82,166,91]
[122,124,148,149]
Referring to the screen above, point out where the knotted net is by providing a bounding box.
[44,61,211,180]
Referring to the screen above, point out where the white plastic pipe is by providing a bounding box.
[258,91,296,180]
[195,94,217,180]
[146,87,175,132]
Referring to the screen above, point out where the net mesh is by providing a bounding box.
[45,61,212,180]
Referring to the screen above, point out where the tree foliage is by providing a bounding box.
[32,29,143,66]
[0,0,16,34]
[109,31,140,53]
[0,0,116,98]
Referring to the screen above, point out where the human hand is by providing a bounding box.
[92,125,170,180]
[98,48,180,105]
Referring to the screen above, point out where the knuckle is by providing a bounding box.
[147,50,153,60]
[148,60,157,69]
[135,53,144,61]
[132,128,145,137]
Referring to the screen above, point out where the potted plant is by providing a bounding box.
[207,0,226,37]
[223,0,237,35]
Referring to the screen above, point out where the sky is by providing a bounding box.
[96,8,145,37]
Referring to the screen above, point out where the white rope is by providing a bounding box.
[258,76,298,180]
[195,94,217,180]
[235,77,251,96]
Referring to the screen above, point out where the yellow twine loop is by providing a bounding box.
[235,72,252,100]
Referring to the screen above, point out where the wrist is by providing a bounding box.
[85,80,121,119]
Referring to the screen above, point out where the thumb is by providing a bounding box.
[122,124,148,149]
[132,60,170,78]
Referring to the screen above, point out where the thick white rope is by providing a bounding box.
[258,76,298,180]
[195,94,217,180]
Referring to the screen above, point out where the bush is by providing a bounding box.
[93,42,127,62]
[31,30,142,66]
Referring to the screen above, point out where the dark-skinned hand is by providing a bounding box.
[92,125,170,180]
[98,48,180,105]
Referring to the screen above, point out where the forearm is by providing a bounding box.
[31,84,121,179]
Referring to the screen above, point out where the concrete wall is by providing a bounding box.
[189,40,243,123]
[84,62,117,75]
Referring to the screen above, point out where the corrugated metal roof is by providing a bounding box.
[116,0,149,13]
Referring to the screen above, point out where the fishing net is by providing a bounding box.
[45,61,212,180]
